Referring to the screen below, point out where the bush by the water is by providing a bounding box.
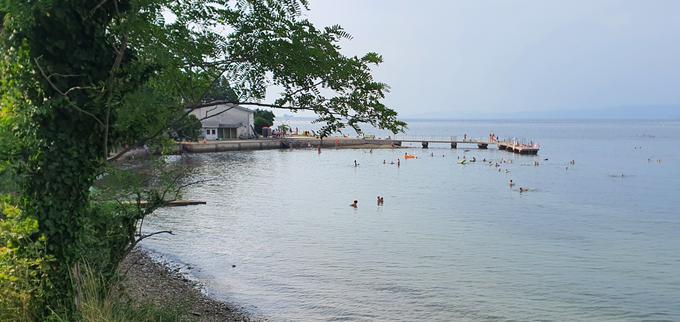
[0,198,51,321]
[1,196,184,322]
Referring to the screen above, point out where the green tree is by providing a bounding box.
[172,114,202,141]
[254,108,275,134]
[1,0,405,317]
[277,123,291,133]
[203,76,239,103]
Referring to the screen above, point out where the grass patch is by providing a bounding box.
[66,263,186,322]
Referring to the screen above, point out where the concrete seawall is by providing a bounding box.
[179,137,401,153]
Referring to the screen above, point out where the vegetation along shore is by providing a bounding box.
[1,0,403,320]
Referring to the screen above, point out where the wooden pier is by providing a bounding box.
[393,137,539,155]
[497,141,539,155]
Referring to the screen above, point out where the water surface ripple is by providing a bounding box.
[144,120,680,321]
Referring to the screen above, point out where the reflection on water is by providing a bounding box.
[143,120,680,321]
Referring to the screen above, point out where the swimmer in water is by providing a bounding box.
[383,160,386,164]
[350,200,358,208]
[377,196,381,206]
[397,159,400,167]
[380,197,384,205]
[509,179,515,187]
[519,187,528,193]
[354,160,358,167]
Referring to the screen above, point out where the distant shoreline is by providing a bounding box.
[278,117,680,122]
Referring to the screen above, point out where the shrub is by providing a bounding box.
[0,198,52,321]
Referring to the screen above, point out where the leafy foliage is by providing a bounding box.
[253,108,275,134]
[171,114,202,141]
[1,0,405,318]
[276,123,291,133]
[203,76,239,103]
[0,198,52,321]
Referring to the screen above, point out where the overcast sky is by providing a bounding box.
[281,0,680,118]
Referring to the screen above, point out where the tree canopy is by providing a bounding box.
[254,108,275,134]
[0,0,404,318]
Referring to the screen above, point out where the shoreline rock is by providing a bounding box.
[120,248,259,321]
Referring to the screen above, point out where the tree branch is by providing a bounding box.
[90,0,110,14]
[47,73,84,80]
[33,57,105,127]
[186,100,327,113]
[119,230,174,279]
[197,105,236,121]
[286,80,324,97]
[63,86,97,96]
[103,34,129,158]
[138,230,174,240]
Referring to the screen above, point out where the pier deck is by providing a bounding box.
[171,136,539,155]
[394,137,539,155]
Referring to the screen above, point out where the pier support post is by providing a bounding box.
[422,141,429,149]
[478,143,488,149]
[451,142,457,149]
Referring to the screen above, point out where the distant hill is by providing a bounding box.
[404,105,680,120]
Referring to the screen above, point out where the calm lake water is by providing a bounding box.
[143,120,680,321]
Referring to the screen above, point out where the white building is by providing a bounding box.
[190,103,255,140]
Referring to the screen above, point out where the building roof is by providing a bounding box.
[202,102,254,114]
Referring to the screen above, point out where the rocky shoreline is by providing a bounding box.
[120,249,259,322]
